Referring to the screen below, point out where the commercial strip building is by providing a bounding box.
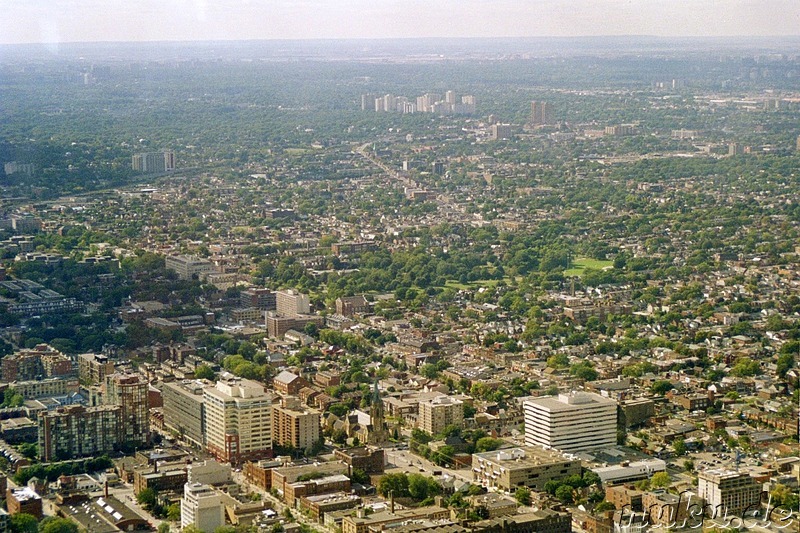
[592,459,667,485]
[523,392,617,453]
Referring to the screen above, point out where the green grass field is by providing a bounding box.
[444,277,513,290]
[564,257,614,276]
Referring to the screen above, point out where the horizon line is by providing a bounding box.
[3,34,800,48]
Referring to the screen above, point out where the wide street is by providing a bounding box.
[385,447,473,485]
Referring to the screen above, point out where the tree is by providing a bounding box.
[555,485,574,503]
[770,483,799,509]
[167,503,182,521]
[1,387,24,408]
[775,352,795,378]
[651,380,674,395]
[158,524,171,533]
[583,471,601,487]
[350,468,370,485]
[39,518,79,533]
[672,439,687,456]
[475,437,503,453]
[408,474,441,501]
[18,443,37,460]
[9,514,38,533]
[136,487,158,509]
[650,471,671,489]
[514,487,532,506]
[378,472,410,498]
[730,358,760,377]
[546,354,569,369]
[595,501,616,512]
[569,361,599,381]
[194,364,216,380]
[543,480,561,495]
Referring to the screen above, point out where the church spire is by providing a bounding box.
[369,379,388,445]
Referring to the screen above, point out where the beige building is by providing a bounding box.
[203,376,272,465]
[342,505,449,533]
[697,469,762,517]
[471,447,581,492]
[78,353,115,386]
[165,254,213,281]
[418,394,464,436]
[7,377,78,399]
[276,289,310,316]
[272,396,321,452]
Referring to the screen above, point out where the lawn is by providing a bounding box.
[564,257,614,277]
[444,277,513,290]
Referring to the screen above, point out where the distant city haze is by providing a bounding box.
[2,0,799,45]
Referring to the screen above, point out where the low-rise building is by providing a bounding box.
[299,492,361,523]
[592,459,667,486]
[6,487,42,519]
[334,447,385,474]
[165,255,213,281]
[271,462,349,501]
[341,505,449,533]
[471,447,581,492]
[474,509,571,533]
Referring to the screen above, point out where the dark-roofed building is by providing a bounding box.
[59,495,149,533]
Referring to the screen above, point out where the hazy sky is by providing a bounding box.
[2,0,799,44]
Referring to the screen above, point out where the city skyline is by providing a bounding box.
[2,0,799,45]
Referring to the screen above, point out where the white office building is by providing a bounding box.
[181,482,225,533]
[523,391,617,452]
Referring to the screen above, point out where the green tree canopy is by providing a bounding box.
[39,518,79,533]
[10,514,38,533]
[514,487,532,506]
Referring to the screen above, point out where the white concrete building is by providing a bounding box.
[523,391,617,452]
[181,482,224,533]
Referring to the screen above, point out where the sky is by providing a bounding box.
[1,0,799,45]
